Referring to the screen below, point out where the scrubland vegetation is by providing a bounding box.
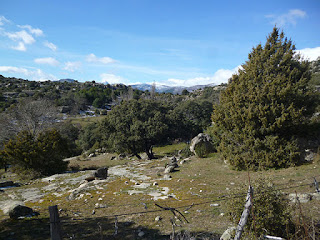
[0,27,320,239]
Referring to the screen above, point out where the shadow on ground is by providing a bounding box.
[0,216,220,240]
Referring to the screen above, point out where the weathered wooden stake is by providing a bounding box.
[234,185,253,240]
[49,205,62,240]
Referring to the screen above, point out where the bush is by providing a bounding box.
[226,178,294,239]
[2,129,69,176]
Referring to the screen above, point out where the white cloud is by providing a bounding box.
[162,66,240,87]
[34,57,59,66]
[0,66,30,75]
[100,73,127,84]
[6,30,35,44]
[0,66,57,81]
[266,9,306,27]
[0,16,10,26]
[11,42,26,51]
[18,24,44,37]
[296,47,320,61]
[86,53,116,64]
[63,61,81,72]
[44,41,57,51]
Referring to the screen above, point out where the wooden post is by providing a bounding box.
[49,205,62,240]
[234,185,253,240]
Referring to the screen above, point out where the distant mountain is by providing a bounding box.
[58,79,77,83]
[130,83,216,94]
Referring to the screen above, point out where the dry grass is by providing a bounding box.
[0,144,319,239]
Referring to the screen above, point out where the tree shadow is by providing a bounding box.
[0,215,221,240]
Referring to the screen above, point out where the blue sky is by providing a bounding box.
[0,0,319,86]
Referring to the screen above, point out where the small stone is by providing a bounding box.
[199,190,203,192]
[230,182,235,185]
[98,198,103,201]
[163,174,172,180]
[92,210,95,215]
[220,213,225,216]
[184,211,189,214]
[135,182,140,185]
[155,216,162,221]
[125,181,129,184]
[180,160,186,165]
[226,188,230,191]
[138,231,145,237]
[210,203,220,207]
[153,182,158,186]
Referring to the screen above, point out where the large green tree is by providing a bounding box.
[100,99,170,159]
[212,28,318,170]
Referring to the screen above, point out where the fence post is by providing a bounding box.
[49,205,62,240]
[234,185,253,240]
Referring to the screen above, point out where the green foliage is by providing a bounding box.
[2,129,68,176]
[168,100,213,140]
[212,28,318,170]
[56,121,82,156]
[77,122,102,151]
[226,178,293,239]
[100,99,170,159]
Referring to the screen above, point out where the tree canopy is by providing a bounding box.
[100,99,170,159]
[212,27,318,170]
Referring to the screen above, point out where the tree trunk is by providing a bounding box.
[145,146,154,160]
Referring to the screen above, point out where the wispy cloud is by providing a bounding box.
[0,66,57,81]
[63,61,81,72]
[296,47,320,61]
[44,41,57,51]
[86,53,116,64]
[18,24,44,37]
[5,30,35,44]
[12,42,26,51]
[266,9,306,27]
[0,16,10,26]
[34,57,60,66]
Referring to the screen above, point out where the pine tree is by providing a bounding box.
[212,27,317,170]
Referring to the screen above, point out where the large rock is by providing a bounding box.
[0,201,25,215]
[94,167,108,180]
[190,133,215,157]
[164,156,178,173]
[9,205,39,219]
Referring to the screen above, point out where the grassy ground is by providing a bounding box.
[67,115,105,127]
[0,144,319,239]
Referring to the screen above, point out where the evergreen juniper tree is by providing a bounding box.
[212,27,317,170]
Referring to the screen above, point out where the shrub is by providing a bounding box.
[3,129,68,176]
[226,178,294,239]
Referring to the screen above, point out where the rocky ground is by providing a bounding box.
[0,148,319,239]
